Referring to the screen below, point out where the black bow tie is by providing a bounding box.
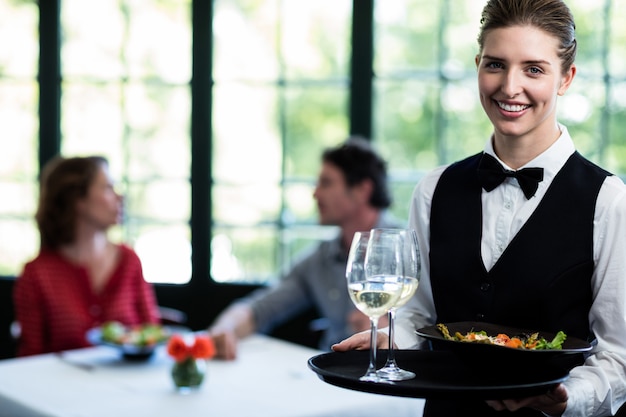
[477,153,544,199]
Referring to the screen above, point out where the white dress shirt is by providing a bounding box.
[395,125,626,416]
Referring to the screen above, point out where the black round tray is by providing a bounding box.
[308,349,571,400]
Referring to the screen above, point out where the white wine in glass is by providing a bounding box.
[347,279,403,320]
[369,228,420,382]
[345,231,403,382]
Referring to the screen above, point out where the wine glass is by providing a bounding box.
[346,231,404,382]
[369,228,420,382]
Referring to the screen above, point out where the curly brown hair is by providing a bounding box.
[36,155,109,250]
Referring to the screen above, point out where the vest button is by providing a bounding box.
[476,313,485,320]
[480,282,491,291]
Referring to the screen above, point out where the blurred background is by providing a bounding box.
[1,0,625,355]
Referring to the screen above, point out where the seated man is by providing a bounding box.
[208,137,401,359]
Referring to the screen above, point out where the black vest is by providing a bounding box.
[424,152,609,417]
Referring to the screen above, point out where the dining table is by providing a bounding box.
[0,334,425,417]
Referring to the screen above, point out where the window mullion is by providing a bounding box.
[38,0,62,169]
[350,0,373,138]
[191,0,214,285]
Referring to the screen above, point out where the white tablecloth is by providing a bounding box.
[0,335,424,417]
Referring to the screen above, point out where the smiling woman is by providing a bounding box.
[333,1,626,416]
[475,24,576,167]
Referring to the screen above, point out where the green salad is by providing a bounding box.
[100,321,169,347]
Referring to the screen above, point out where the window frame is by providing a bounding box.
[28,0,374,292]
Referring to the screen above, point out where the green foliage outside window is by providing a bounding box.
[1,0,626,284]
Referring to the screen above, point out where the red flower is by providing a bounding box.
[167,334,216,362]
[190,336,216,359]
[167,335,190,362]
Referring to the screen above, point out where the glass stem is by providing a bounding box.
[362,316,379,381]
[385,308,397,367]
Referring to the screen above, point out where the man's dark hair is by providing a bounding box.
[322,136,392,209]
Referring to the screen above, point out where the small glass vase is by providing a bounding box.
[171,357,206,393]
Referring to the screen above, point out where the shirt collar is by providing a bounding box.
[483,123,576,186]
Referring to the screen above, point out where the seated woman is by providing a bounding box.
[13,155,159,356]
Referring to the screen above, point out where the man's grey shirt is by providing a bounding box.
[239,212,403,350]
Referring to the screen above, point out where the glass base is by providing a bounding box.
[359,373,397,384]
[359,375,380,382]
[377,366,416,381]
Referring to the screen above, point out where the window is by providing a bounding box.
[2,0,626,287]
[0,0,39,276]
[210,0,352,283]
[60,0,192,283]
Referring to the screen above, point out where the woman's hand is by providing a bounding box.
[331,329,390,352]
[486,383,568,416]
[346,310,389,333]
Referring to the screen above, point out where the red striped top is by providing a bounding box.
[13,244,159,356]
